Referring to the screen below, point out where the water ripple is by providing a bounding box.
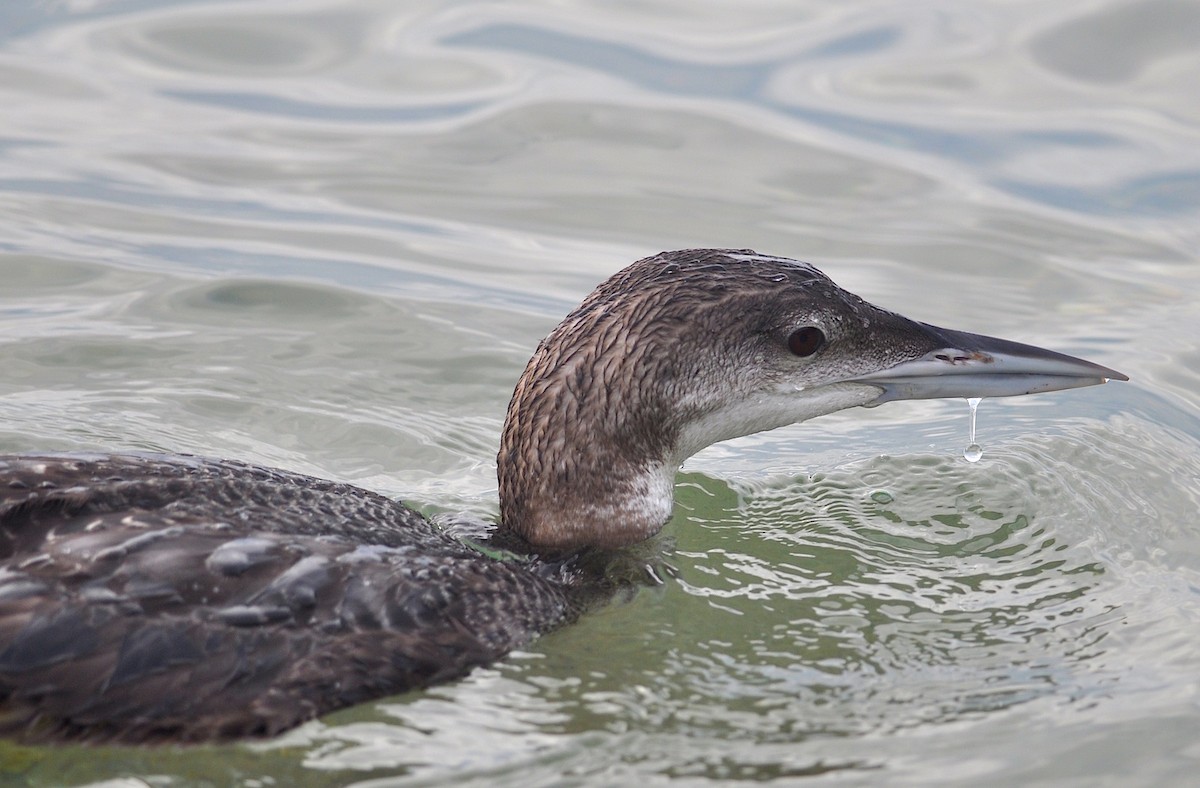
[0,0,1196,784]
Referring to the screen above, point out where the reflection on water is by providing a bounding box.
[661,457,1113,736]
[1,0,1199,785]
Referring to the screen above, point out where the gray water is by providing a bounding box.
[1,0,1198,785]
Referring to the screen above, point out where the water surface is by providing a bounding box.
[1,0,1198,785]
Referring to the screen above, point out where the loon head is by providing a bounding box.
[498,249,1125,553]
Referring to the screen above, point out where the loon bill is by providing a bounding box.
[0,249,1126,743]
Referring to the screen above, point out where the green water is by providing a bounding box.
[1,0,1198,785]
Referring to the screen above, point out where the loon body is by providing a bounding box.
[0,249,1125,743]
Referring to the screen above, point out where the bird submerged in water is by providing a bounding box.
[0,249,1125,744]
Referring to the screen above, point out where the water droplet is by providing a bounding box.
[963,397,983,462]
[870,490,894,504]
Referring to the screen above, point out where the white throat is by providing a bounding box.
[672,382,882,463]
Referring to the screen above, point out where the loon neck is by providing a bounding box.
[496,249,820,554]
[496,290,687,553]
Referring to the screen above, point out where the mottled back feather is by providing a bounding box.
[0,454,574,743]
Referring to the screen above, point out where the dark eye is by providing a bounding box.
[787,326,825,357]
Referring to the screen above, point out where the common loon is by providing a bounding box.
[0,249,1125,743]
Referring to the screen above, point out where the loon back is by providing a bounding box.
[0,454,570,743]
